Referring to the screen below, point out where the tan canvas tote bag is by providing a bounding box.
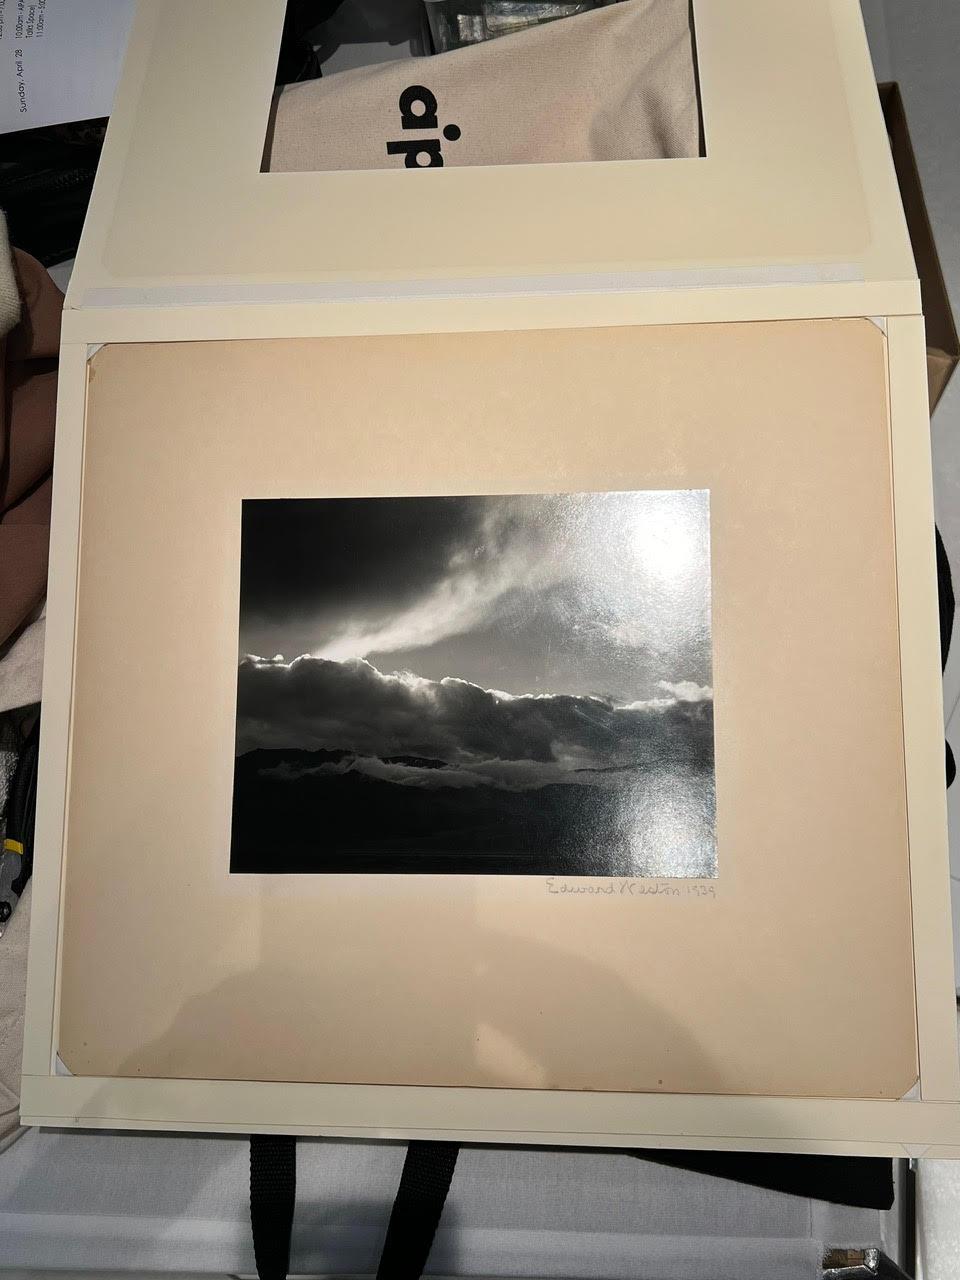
[266,0,699,171]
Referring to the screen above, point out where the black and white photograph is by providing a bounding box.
[231,490,715,876]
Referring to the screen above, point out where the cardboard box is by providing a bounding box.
[880,81,960,414]
[21,0,960,1155]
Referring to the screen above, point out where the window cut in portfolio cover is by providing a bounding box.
[231,490,716,876]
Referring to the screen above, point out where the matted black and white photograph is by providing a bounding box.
[231,490,715,876]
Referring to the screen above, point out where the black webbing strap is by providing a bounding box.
[247,1137,892,1277]
[632,1149,894,1210]
[249,1135,297,1280]
[376,1141,460,1280]
[936,525,956,785]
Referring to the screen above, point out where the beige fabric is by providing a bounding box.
[267,0,698,172]
[0,215,18,337]
[0,608,44,715]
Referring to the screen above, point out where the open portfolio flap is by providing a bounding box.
[63,0,916,316]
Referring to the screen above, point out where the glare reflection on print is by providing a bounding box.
[231,490,715,876]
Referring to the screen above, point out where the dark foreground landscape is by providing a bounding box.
[230,747,716,876]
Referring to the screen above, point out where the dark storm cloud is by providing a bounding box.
[240,496,497,626]
[235,655,714,772]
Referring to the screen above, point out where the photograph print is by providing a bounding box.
[231,490,716,876]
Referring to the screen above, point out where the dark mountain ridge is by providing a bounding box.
[231,746,715,876]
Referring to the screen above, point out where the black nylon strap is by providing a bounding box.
[376,1141,460,1280]
[937,525,955,669]
[249,1135,297,1280]
[936,525,956,785]
[633,1149,894,1210]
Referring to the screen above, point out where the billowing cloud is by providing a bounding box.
[313,514,540,661]
[656,680,712,703]
[236,654,714,774]
[237,492,713,704]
